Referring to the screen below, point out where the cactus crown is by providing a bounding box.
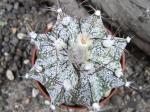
[26,7,131,110]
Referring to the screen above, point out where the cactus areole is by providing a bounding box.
[26,8,131,110]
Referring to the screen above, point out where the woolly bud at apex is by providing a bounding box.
[77,33,92,47]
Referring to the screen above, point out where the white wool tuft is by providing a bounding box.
[95,10,101,16]
[25,73,29,78]
[125,81,132,87]
[92,103,101,111]
[126,36,131,43]
[57,8,62,13]
[50,104,56,110]
[63,80,72,91]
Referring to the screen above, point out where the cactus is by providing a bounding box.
[26,7,131,111]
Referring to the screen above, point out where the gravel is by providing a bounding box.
[4,52,9,56]
[0,0,150,112]
[23,59,30,65]
[17,33,26,40]
[0,68,4,73]
[6,69,14,80]
[5,4,13,11]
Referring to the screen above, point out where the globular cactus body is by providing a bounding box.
[26,7,131,111]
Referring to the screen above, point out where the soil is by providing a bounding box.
[0,0,150,112]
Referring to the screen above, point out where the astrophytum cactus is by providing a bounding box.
[25,8,131,111]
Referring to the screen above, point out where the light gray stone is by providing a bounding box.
[6,69,14,80]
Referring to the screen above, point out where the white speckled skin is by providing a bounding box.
[27,9,130,108]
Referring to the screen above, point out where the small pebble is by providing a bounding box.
[24,97,31,104]
[139,86,142,90]
[17,33,26,40]
[23,59,30,64]
[44,100,51,105]
[145,67,150,76]
[4,37,9,42]
[127,107,134,112]
[0,68,4,73]
[6,4,13,11]
[132,91,136,95]
[11,27,17,34]
[95,10,101,16]
[111,95,123,106]
[14,103,19,108]
[6,70,14,80]
[10,38,19,46]
[32,88,39,98]
[126,95,130,100]
[4,52,9,56]
[14,2,19,10]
